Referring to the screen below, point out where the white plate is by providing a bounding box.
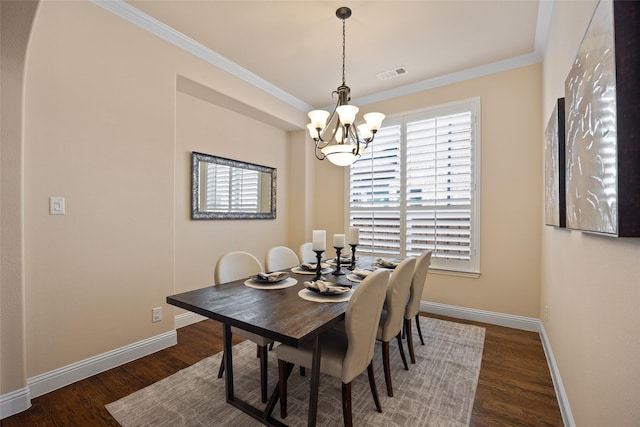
[291,266,333,275]
[297,288,352,303]
[346,274,363,283]
[243,277,298,290]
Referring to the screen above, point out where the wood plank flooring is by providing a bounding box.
[1,314,563,426]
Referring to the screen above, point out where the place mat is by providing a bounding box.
[243,277,298,290]
[297,288,352,303]
[291,266,333,275]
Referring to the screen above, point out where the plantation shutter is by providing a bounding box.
[405,112,472,261]
[348,99,479,273]
[349,124,402,255]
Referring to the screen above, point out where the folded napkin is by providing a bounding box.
[303,280,351,294]
[300,262,328,271]
[376,258,400,268]
[352,268,373,278]
[257,271,289,282]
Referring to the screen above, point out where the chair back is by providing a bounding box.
[405,251,432,319]
[378,257,416,341]
[342,269,391,384]
[265,246,300,272]
[299,242,316,263]
[214,251,263,285]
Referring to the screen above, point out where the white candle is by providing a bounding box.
[347,227,360,245]
[312,230,326,251]
[333,234,345,248]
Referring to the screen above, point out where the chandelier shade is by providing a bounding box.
[308,7,385,167]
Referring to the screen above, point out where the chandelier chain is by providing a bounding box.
[341,17,346,86]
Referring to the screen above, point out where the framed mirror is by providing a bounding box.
[191,151,276,220]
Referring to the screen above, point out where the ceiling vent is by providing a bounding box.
[377,66,408,80]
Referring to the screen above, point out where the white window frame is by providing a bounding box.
[345,98,481,276]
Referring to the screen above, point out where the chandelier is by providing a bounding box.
[307,7,385,167]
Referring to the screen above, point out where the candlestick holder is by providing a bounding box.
[348,244,358,270]
[332,247,345,276]
[313,250,325,281]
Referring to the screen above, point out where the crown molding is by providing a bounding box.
[91,0,551,116]
[90,0,312,112]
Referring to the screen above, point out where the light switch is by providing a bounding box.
[49,197,65,215]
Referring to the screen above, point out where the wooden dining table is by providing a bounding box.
[166,260,371,426]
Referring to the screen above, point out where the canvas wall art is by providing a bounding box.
[544,98,565,228]
[564,0,640,237]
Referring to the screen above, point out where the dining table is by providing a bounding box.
[165,256,390,426]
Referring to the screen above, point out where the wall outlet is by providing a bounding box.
[544,304,549,320]
[49,197,65,215]
[152,307,162,323]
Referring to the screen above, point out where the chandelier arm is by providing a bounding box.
[315,145,327,161]
[314,99,342,144]
[346,124,361,156]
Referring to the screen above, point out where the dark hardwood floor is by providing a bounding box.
[1,314,563,426]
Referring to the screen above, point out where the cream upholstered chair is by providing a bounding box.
[265,246,300,272]
[298,242,316,263]
[275,269,391,426]
[376,256,416,397]
[214,251,273,403]
[404,251,432,364]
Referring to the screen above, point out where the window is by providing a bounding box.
[348,98,480,274]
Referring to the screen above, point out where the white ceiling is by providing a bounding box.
[120,0,549,110]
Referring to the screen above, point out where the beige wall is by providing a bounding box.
[175,89,289,293]
[21,0,305,377]
[343,64,543,318]
[542,1,640,425]
[9,1,637,425]
[0,0,39,395]
[15,0,542,382]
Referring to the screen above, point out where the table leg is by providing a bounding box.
[223,323,234,401]
[308,335,321,427]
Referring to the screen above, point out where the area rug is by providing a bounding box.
[106,317,485,426]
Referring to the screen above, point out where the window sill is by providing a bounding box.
[428,268,480,279]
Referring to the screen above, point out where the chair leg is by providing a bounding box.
[300,366,306,376]
[217,352,225,378]
[278,360,291,419]
[366,361,382,413]
[259,345,268,403]
[382,341,393,397]
[396,333,409,371]
[341,382,353,427]
[269,342,274,351]
[415,314,425,345]
[405,318,416,364]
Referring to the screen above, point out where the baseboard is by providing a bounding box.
[174,311,207,329]
[540,322,575,427]
[422,301,574,427]
[1,313,203,419]
[0,328,178,421]
[3,303,574,423]
[0,387,31,420]
[420,300,541,332]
